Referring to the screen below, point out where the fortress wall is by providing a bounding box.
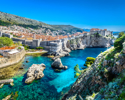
[0,48,26,68]
[0,31,2,37]
[25,41,32,46]
[105,31,112,36]
[89,31,112,36]
[2,33,13,38]
[12,38,25,44]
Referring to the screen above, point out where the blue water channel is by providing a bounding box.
[0,48,107,100]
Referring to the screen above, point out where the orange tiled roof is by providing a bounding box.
[0,46,16,50]
[90,28,100,31]
[104,29,107,31]
[91,28,107,31]
[7,30,88,41]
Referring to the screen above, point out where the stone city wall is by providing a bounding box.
[0,48,26,68]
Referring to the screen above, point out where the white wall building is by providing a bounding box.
[90,28,113,36]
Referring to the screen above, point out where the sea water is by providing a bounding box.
[0,48,107,100]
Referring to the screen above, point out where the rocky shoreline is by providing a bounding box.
[48,34,114,70]
[48,33,114,58]
[0,79,14,88]
[62,41,125,100]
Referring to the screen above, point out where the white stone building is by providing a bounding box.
[90,28,113,36]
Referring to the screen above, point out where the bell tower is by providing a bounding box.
[33,33,36,40]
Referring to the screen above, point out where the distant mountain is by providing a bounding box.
[0,11,84,34]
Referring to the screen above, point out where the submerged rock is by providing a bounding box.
[2,95,11,100]
[10,82,14,86]
[56,51,70,57]
[25,63,46,84]
[54,69,62,72]
[26,60,29,63]
[0,84,4,88]
[64,66,68,70]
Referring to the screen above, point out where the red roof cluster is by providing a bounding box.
[90,28,107,31]
[0,46,16,50]
[9,31,88,41]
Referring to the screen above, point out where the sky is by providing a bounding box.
[0,0,125,31]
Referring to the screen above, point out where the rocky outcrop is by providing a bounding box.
[69,33,112,51]
[2,95,11,100]
[122,42,125,53]
[51,58,68,70]
[0,79,14,88]
[0,79,13,84]
[63,41,71,52]
[70,44,77,50]
[25,64,46,84]
[62,44,125,100]
[77,39,85,49]
[48,33,114,57]
[81,33,112,47]
[55,51,70,57]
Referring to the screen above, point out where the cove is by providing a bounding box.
[0,48,108,100]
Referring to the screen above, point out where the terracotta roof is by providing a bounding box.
[6,30,88,41]
[0,46,16,50]
[91,28,107,31]
[90,28,100,31]
[104,29,107,31]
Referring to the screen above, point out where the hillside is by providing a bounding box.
[0,11,83,34]
[62,34,125,100]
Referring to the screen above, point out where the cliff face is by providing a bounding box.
[62,42,125,100]
[68,33,112,49]
[50,33,113,57]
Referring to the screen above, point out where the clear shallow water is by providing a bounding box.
[0,48,107,100]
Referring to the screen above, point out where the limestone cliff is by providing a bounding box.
[62,42,125,100]
[68,33,112,49]
[50,33,113,57]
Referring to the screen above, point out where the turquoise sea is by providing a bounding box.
[0,48,108,100]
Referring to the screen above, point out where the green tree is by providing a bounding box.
[0,37,13,48]
[114,34,125,50]
[23,44,29,50]
[118,32,125,38]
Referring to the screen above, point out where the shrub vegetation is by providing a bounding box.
[118,32,125,38]
[84,57,95,67]
[114,34,125,50]
[23,44,29,50]
[36,47,44,50]
[74,64,81,78]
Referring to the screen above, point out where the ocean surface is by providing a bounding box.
[0,48,108,100]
